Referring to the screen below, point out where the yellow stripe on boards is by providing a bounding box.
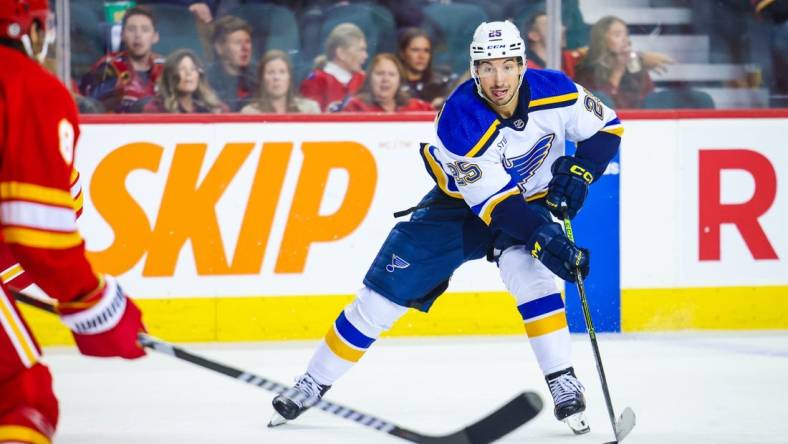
[524,311,568,338]
[20,292,525,346]
[2,227,82,249]
[0,425,51,444]
[324,326,365,362]
[622,286,788,331]
[19,286,788,347]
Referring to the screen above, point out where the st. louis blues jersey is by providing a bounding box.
[421,69,623,229]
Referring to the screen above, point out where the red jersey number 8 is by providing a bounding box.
[58,118,75,166]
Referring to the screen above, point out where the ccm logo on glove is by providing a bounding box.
[568,165,594,184]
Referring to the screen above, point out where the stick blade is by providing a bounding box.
[420,391,543,444]
[614,407,636,441]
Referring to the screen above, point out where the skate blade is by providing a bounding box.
[614,407,636,441]
[267,412,288,428]
[563,412,590,435]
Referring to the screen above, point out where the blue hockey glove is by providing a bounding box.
[528,223,590,282]
[545,156,596,220]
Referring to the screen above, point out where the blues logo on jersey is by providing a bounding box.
[503,133,555,193]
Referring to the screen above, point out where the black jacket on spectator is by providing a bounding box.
[405,65,456,104]
[205,62,257,112]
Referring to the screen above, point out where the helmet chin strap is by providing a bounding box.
[20,30,51,64]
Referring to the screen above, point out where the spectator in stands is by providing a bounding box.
[74,94,105,114]
[523,11,674,79]
[143,49,226,113]
[341,53,433,112]
[300,22,368,112]
[752,0,788,99]
[397,27,456,110]
[79,6,164,113]
[522,11,582,78]
[241,50,320,114]
[504,0,589,49]
[186,1,214,23]
[573,16,654,109]
[206,15,255,111]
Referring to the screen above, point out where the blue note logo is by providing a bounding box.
[503,133,555,189]
[386,254,411,272]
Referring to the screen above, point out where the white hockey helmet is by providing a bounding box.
[469,21,526,99]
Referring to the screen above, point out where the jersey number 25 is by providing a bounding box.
[447,161,481,186]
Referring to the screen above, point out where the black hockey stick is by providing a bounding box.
[561,216,636,443]
[13,289,543,444]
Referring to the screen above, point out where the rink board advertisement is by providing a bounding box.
[620,112,788,331]
[19,112,788,345]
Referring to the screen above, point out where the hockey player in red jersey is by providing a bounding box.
[0,169,82,295]
[0,1,147,443]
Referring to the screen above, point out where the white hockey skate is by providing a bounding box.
[546,367,590,435]
[268,373,331,427]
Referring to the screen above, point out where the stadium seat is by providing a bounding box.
[454,0,506,21]
[225,3,304,83]
[643,88,716,109]
[298,4,325,69]
[318,2,397,60]
[142,4,204,59]
[423,3,489,75]
[226,3,299,57]
[511,0,590,50]
[70,1,106,78]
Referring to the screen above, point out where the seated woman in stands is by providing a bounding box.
[573,15,654,109]
[396,27,456,109]
[242,50,320,114]
[341,53,433,112]
[143,49,226,113]
[300,22,368,112]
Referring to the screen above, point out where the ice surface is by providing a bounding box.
[44,332,788,443]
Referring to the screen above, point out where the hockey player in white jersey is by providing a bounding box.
[271,20,622,435]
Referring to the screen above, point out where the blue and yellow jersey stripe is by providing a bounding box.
[464,119,501,158]
[525,69,579,112]
[601,117,624,137]
[472,184,521,225]
[436,81,501,159]
[517,293,568,338]
[324,311,376,363]
[419,144,463,199]
[529,92,579,112]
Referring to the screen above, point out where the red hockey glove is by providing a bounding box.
[59,276,146,359]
